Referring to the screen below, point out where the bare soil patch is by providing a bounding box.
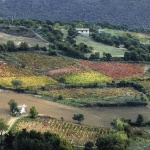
[0,90,150,127]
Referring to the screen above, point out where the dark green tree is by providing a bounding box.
[34,44,40,50]
[124,52,130,61]
[3,131,15,150]
[68,28,78,37]
[29,107,38,118]
[96,133,129,150]
[103,53,112,61]
[0,118,8,146]
[7,41,16,52]
[8,99,19,114]
[136,114,144,125]
[19,42,29,51]
[11,79,23,89]
[0,44,6,52]
[84,141,94,150]
[72,114,84,124]
[15,130,73,150]
[90,52,100,60]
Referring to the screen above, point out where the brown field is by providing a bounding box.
[0,32,48,47]
[0,89,150,127]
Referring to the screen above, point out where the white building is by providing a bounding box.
[97,29,106,33]
[17,104,27,114]
[75,28,89,36]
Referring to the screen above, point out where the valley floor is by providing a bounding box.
[0,89,150,127]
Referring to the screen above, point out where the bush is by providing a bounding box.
[84,141,94,150]
[96,133,130,150]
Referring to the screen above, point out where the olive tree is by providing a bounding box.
[8,99,19,114]
[72,114,84,124]
[29,107,38,118]
[136,114,144,125]
[11,79,23,89]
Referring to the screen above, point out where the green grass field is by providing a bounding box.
[75,35,127,57]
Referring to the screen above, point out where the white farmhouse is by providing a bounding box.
[75,28,89,36]
[17,104,27,114]
[97,29,106,33]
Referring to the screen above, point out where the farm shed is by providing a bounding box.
[97,29,106,33]
[17,104,27,114]
[75,28,89,36]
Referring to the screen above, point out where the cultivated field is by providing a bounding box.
[75,35,127,57]
[59,69,111,85]
[138,80,150,92]
[12,118,109,146]
[7,52,75,70]
[0,61,57,87]
[0,32,48,47]
[80,60,145,78]
[39,87,143,107]
[0,90,150,127]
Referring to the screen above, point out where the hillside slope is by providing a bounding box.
[0,0,150,28]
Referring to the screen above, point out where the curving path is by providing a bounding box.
[0,90,150,127]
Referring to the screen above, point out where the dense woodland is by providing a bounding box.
[0,0,150,28]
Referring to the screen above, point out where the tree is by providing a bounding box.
[19,42,29,51]
[29,107,38,118]
[96,133,129,150]
[34,44,40,50]
[84,141,94,150]
[89,52,100,60]
[136,114,144,125]
[103,53,112,61]
[7,40,16,52]
[11,79,23,89]
[3,131,14,150]
[8,99,19,114]
[124,52,130,61]
[68,27,78,37]
[0,118,8,145]
[0,44,6,52]
[15,130,73,150]
[72,114,84,124]
[0,119,8,135]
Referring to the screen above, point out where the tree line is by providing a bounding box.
[92,32,150,61]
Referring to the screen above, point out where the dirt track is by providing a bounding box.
[0,90,150,127]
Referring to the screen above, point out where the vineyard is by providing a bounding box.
[0,76,57,88]
[137,80,150,92]
[40,87,140,99]
[0,61,57,87]
[0,61,38,77]
[58,69,112,85]
[39,87,142,107]
[45,65,85,77]
[79,60,145,78]
[12,118,109,146]
[13,52,75,69]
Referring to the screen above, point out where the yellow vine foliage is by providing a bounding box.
[0,76,57,87]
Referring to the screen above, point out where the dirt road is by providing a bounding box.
[0,90,150,127]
